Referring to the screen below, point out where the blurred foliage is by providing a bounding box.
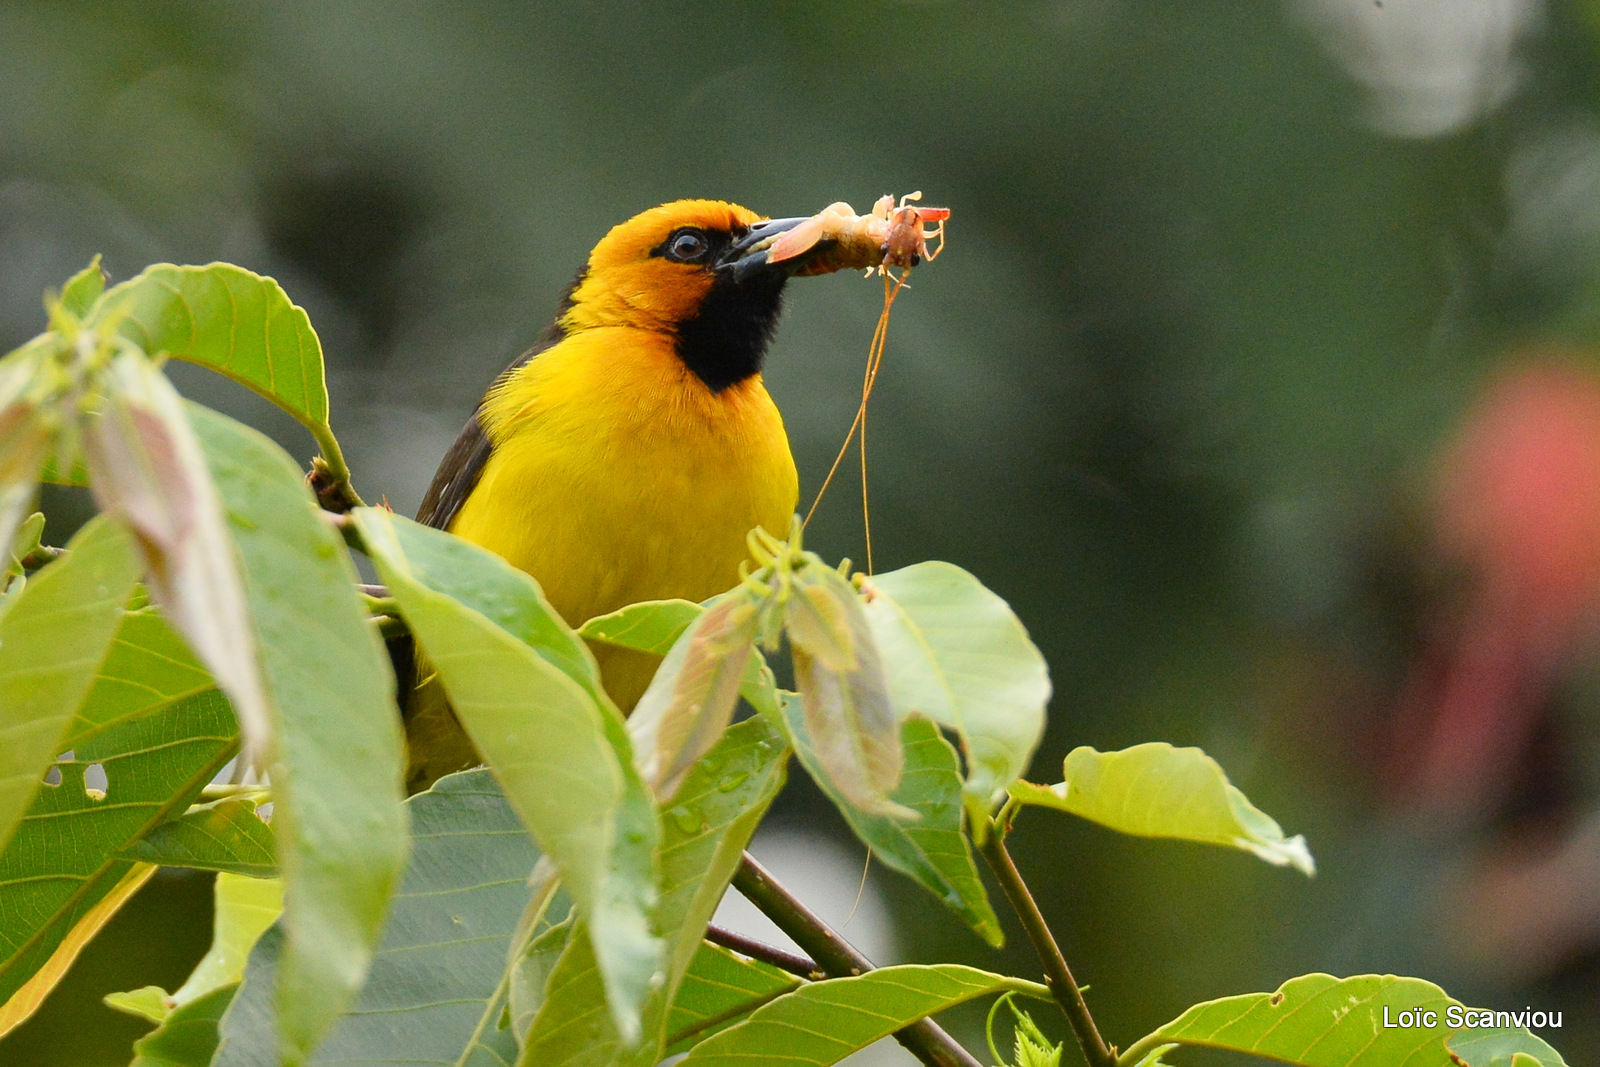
[5,1,1600,1064]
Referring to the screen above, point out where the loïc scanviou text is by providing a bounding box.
[1381,1006,1561,1029]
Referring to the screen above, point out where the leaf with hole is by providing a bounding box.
[0,516,140,856]
[0,691,237,1035]
[63,606,212,750]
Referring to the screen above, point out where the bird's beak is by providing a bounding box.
[718,217,814,283]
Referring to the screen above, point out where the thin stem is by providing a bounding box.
[978,823,1116,1067]
[733,853,985,1067]
[704,923,822,979]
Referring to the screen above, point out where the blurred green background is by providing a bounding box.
[5,1,1600,1063]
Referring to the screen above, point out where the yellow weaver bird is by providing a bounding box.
[404,199,824,789]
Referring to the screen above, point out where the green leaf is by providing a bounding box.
[0,691,237,1018]
[215,769,543,1067]
[59,256,106,318]
[0,516,140,854]
[305,769,541,1063]
[522,717,790,1067]
[104,984,171,1023]
[1135,973,1569,1067]
[677,964,1025,1066]
[0,862,155,1038]
[580,599,703,655]
[663,942,800,1054]
[119,798,277,876]
[96,263,329,430]
[131,984,239,1067]
[1009,742,1314,876]
[860,561,1049,828]
[190,406,409,1065]
[352,506,606,699]
[787,707,1001,946]
[508,915,576,1045]
[351,507,659,1041]
[63,607,212,749]
[580,597,783,723]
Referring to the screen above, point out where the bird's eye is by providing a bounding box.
[667,229,710,262]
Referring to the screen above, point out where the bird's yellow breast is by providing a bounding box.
[449,326,798,629]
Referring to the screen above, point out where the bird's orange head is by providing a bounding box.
[557,199,821,391]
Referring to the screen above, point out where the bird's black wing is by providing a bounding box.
[415,411,495,529]
[414,275,580,530]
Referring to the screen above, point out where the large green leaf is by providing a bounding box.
[676,964,1030,1065]
[216,769,544,1066]
[97,263,329,431]
[0,691,237,1016]
[0,516,140,854]
[521,717,789,1067]
[352,508,608,700]
[1009,742,1314,876]
[351,507,659,1041]
[787,706,1001,946]
[663,942,800,1055]
[310,769,540,1063]
[1128,974,1568,1067]
[859,561,1049,828]
[119,798,277,876]
[191,406,409,1065]
[62,606,212,749]
[580,599,703,656]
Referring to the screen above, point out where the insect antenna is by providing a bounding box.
[804,268,910,575]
